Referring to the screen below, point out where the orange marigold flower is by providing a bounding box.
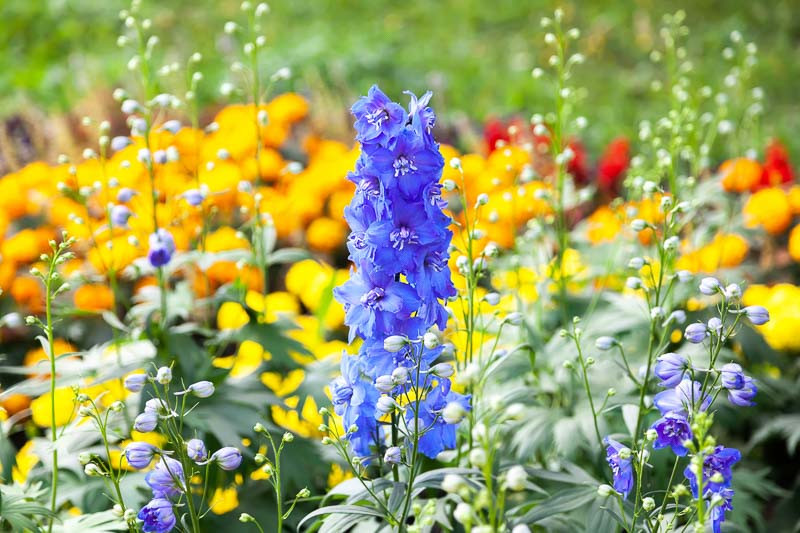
[74,284,115,311]
[743,187,793,235]
[720,157,762,193]
[789,225,800,262]
[306,217,347,252]
[10,276,44,313]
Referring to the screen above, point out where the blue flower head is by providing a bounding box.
[684,445,741,497]
[651,412,693,456]
[145,456,185,499]
[138,498,177,533]
[603,437,634,499]
[147,228,176,268]
[352,85,408,146]
[653,378,711,416]
[411,379,471,459]
[330,354,380,458]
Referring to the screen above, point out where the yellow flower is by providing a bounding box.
[31,387,75,428]
[743,283,800,351]
[788,225,800,262]
[214,340,266,378]
[261,369,305,396]
[12,441,40,484]
[586,206,623,244]
[217,302,250,330]
[743,187,792,235]
[245,290,300,322]
[327,463,354,489]
[209,486,239,515]
[306,217,347,252]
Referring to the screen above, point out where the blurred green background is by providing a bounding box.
[1,0,799,159]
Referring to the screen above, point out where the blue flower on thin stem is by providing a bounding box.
[138,498,177,533]
[145,456,185,499]
[351,85,408,146]
[654,378,711,416]
[603,437,634,499]
[654,352,690,388]
[727,376,757,407]
[651,412,693,456]
[412,379,471,459]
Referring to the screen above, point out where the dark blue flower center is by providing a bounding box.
[393,155,417,177]
[361,287,385,308]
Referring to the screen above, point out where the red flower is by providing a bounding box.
[484,117,510,152]
[567,138,589,184]
[760,139,793,188]
[597,137,630,193]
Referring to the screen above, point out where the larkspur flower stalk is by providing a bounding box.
[252,425,308,532]
[325,85,468,531]
[25,233,75,533]
[538,9,583,320]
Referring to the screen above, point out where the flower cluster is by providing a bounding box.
[123,367,241,532]
[331,85,469,460]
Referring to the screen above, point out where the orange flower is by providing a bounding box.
[306,217,347,252]
[789,225,800,262]
[74,284,115,311]
[743,187,792,235]
[10,276,44,313]
[720,157,762,193]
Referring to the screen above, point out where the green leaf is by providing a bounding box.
[513,486,597,524]
[298,505,385,530]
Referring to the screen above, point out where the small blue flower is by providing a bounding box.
[147,228,176,268]
[699,277,721,295]
[181,188,205,206]
[110,205,133,227]
[145,456,185,499]
[654,378,711,415]
[124,373,148,392]
[684,445,740,497]
[330,354,380,457]
[138,498,177,533]
[707,317,723,335]
[743,305,769,325]
[186,439,207,463]
[351,85,408,146]
[110,136,132,152]
[384,446,402,465]
[728,376,757,407]
[719,363,745,390]
[709,487,734,533]
[134,411,158,433]
[651,412,693,456]
[210,447,242,470]
[117,187,137,203]
[412,379,471,459]
[603,437,634,499]
[684,322,708,344]
[124,442,158,469]
[654,352,690,388]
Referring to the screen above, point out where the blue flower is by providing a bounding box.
[654,378,711,416]
[651,412,693,456]
[719,363,745,390]
[134,411,158,433]
[364,129,444,199]
[110,205,133,228]
[138,498,177,533]
[405,90,436,146]
[186,439,207,463]
[330,354,380,458]
[364,201,444,272]
[412,379,471,459]
[709,487,734,533]
[699,277,721,295]
[727,376,757,407]
[743,305,769,325]
[124,442,158,469]
[147,228,176,268]
[210,447,242,470]
[684,445,740,497]
[603,437,634,499]
[145,456,185,499]
[334,268,421,342]
[684,322,708,344]
[351,85,408,146]
[654,352,690,388]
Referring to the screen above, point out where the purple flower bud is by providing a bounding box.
[668,310,687,324]
[595,336,617,351]
[124,442,158,469]
[684,323,708,344]
[728,376,757,407]
[117,187,137,203]
[210,447,242,470]
[384,446,402,465]
[743,305,769,325]
[137,148,151,164]
[161,120,182,134]
[699,277,721,295]
[137,498,176,533]
[147,228,176,268]
[676,270,692,283]
[186,439,207,462]
[111,136,133,152]
[654,352,689,388]
[181,188,205,206]
[134,411,158,432]
[720,363,745,390]
[153,149,168,165]
[124,372,148,393]
[375,375,394,393]
[110,205,133,228]
[707,317,723,334]
[187,381,215,398]
[121,99,141,115]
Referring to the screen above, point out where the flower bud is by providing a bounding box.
[442,401,467,424]
[453,502,472,524]
[642,497,655,511]
[211,447,243,470]
[469,448,487,468]
[384,446,402,465]
[595,336,616,351]
[442,474,465,493]
[505,465,527,491]
[597,484,615,497]
[383,335,408,353]
[431,363,454,378]
[156,366,172,385]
